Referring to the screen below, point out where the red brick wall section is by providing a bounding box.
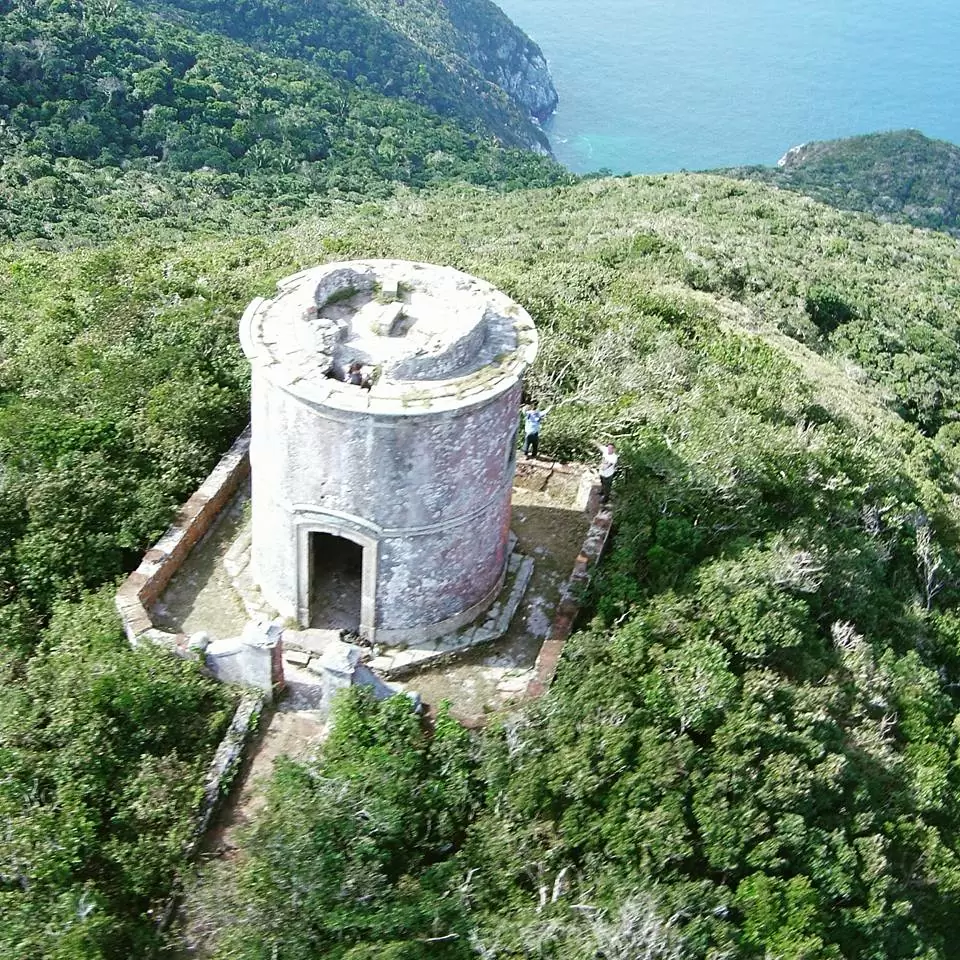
[115,427,252,656]
[524,507,613,700]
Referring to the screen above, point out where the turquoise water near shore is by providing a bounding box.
[496,0,960,173]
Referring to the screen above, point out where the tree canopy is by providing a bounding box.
[0,0,569,242]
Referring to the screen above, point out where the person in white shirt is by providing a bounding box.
[522,404,546,458]
[596,441,618,503]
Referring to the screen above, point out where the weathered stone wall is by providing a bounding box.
[115,427,285,698]
[374,482,513,634]
[155,690,264,932]
[251,380,520,532]
[249,379,521,635]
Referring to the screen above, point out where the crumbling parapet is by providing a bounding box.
[195,622,285,695]
[314,638,413,709]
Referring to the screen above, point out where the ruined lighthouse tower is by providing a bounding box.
[239,259,538,644]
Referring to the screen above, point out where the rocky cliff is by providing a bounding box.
[445,0,559,122]
[350,0,558,146]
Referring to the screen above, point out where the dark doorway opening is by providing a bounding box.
[309,532,363,632]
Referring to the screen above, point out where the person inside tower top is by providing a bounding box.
[346,361,371,389]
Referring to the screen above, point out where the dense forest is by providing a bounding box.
[7,172,960,957]
[724,130,960,237]
[0,0,567,241]
[5,0,960,957]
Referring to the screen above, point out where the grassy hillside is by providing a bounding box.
[0,3,568,949]
[6,171,960,956]
[724,130,960,237]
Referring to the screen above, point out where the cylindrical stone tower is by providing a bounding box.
[239,259,538,644]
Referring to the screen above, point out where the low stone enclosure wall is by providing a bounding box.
[523,505,613,699]
[115,428,612,710]
[115,425,283,695]
[116,426,251,651]
[453,486,613,729]
[116,429,614,902]
[155,690,264,932]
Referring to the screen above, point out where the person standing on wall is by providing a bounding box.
[522,403,546,458]
[596,440,618,504]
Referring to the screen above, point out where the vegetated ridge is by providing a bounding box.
[723,129,960,236]
[6,160,960,956]
[144,0,558,144]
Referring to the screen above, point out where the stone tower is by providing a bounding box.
[239,259,538,644]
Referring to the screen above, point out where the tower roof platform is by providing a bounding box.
[239,259,538,415]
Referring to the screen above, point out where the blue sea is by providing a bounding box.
[496,0,960,173]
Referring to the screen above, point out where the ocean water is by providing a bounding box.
[496,0,960,173]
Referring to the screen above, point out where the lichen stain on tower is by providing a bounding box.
[239,259,538,645]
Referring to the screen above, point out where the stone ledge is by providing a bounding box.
[156,690,264,932]
[190,692,264,856]
[223,526,252,579]
[229,556,276,623]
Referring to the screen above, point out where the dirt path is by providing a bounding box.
[171,666,329,957]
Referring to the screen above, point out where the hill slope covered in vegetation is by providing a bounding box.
[6,166,960,957]
[723,130,960,236]
[143,0,557,143]
[0,0,567,241]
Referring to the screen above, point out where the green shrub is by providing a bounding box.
[804,284,856,334]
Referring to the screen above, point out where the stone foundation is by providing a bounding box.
[368,546,535,679]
